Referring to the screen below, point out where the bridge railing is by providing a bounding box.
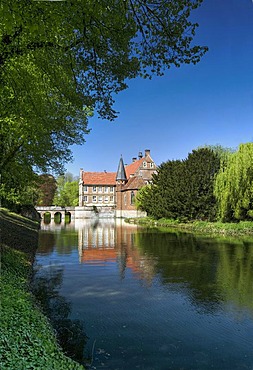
[36,206,66,211]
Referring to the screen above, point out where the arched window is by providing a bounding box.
[131,191,135,205]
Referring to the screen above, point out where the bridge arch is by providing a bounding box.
[54,211,63,223]
[65,211,71,223]
[36,206,75,223]
[42,211,51,223]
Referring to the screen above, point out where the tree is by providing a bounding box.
[37,174,57,206]
[0,0,207,206]
[136,159,186,219]
[137,148,220,221]
[198,144,234,169]
[152,159,186,219]
[53,174,79,207]
[214,143,253,221]
[183,148,220,220]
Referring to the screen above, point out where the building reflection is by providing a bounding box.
[77,219,156,284]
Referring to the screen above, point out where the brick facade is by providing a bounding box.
[79,149,157,212]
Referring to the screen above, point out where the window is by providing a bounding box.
[84,196,88,202]
[104,186,108,193]
[150,162,154,168]
[104,196,109,203]
[83,185,88,192]
[98,196,103,202]
[131,191,135,205]
[143,161,147,168]
[110,196,114,202]
[98,186,102,192]
[110,186,114,193]
[92,196,97,202]
[93,186,97,192]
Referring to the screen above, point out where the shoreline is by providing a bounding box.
[125,217,253,237]
[0,208,84,369]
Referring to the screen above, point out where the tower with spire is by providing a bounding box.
[116,156,127,213]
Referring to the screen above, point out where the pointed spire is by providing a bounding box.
[116,156,127,182]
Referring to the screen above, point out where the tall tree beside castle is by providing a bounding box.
[137,148,220,221]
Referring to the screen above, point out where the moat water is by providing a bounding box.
[32,219,253,369]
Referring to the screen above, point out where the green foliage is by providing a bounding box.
[0,208,84,369]
[198,144,235,161]
[53,173,79,207]
[135,184,152,211]
[36,174,57,206]
[214,143,253,222]
[0,164,39,211]
[128,217,253,236]
[183,148,220,220]
[0,245,84,369]
[0,0,207,206]
[139,148,220,221]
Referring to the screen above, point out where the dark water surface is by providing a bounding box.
[33,219,253,370]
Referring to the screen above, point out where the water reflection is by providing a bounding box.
[39,219,253,315]
[36,219,253,369]
[31,266,88,363]
[77,219,156,284]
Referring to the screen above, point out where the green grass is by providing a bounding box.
[126,216,253,236]
[0,208,84,369]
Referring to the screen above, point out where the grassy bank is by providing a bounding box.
[0,208,84,369]
[126,216,253,236]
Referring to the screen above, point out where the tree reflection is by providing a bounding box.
[38,229,79,255]
[135,228,253,315]
[217,240,253,312]
[31,266,87,364]
[38,231,55,255]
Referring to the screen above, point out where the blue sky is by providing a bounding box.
[66,0,253,176]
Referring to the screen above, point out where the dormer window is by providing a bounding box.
[143,161,147,168]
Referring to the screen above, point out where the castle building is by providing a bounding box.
[79,149,157,217]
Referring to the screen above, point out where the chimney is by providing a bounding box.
[145,149,150,156]
[132,157,137,162]
[79,168,83,181]
[138,151,143,159]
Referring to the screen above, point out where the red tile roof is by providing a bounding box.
[125,157,144,179]
[81,153,155,187]
[122,176,146,190]
[82,172,116,185]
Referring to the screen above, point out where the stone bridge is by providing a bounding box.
[36,206,146,222]
[35,206,118,222]
[35,206,75,222]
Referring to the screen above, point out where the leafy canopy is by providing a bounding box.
[53,173,79,207]
[214,143,253,221]
[137,148,220,221]
[0,0,207,206]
